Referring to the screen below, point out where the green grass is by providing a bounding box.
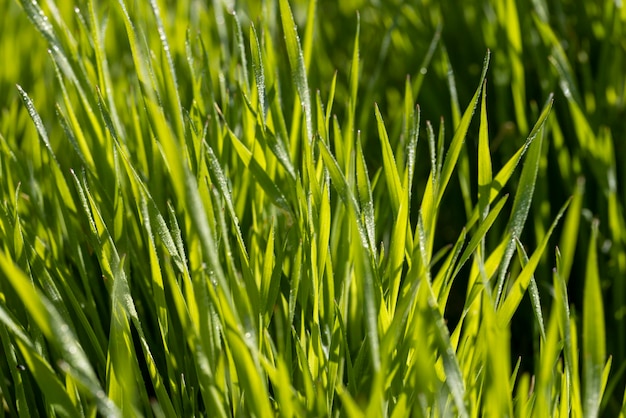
[0,0,625,416]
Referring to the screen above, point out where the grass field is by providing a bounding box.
[1,0,625,416]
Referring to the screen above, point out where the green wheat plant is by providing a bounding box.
[0,0,625,416]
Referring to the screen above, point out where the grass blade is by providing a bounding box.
[495,97,551,303]
[0,251,120,417]
[583,220,607,418]
[375,104,403,216]
[497,198,570,326]
[279,0,312,142]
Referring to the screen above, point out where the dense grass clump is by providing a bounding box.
[1,0,625,416]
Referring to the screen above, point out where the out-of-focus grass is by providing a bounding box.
[1,0,625,416]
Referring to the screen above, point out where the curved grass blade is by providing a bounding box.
[451,194,509,280]
[515,240,546,341]
[497,198,570,326]
[495,97,551,304]
[225,126,292,214]
[465,95,553,231]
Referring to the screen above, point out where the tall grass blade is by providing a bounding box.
[495,97,551,303]
[497,198,570,326]
[279,0,312,142]
[583,220,607,418]
[375,104,403,216]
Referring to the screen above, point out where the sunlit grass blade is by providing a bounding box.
[148,0,185,141]
[558,177,585,282]
[318,140,366,248]
[583,220,608,418]
[533,294,561,417]
[0,251,120,417]
[106,255,141,416]
[250,23,266,122]
[346,12,360,151]
[554,248,582,414]
[224,124,292,214]
[452,194,508,280]
[0,307,80,417]
[279,0,312,142]
[515,240,546,341]
[355,133,376,254]
[16,85,76,212]
[319,138,381,370]
[424,280,468,417]
[420,50,489,262]
[438,50,489,205]
[480,288,513,417]
[375,104,403,216]
[387,188,408,316]
[503,0,528,134]
[497,197,570,326]
[495,97,549,303]
[477,80,492,220]
[466,95,553,231]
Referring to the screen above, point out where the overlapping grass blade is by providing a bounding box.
[420,50,489,261]
[0,306,79,417]
[494,99,548,304]
[0,251,119,417]
[16,85,76,212]
[438,50,489,204]
[515,240,546,341]
[497,198,570,326]
[2,0,625,415]
[466,95,554,231]
[355,133,376,252]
